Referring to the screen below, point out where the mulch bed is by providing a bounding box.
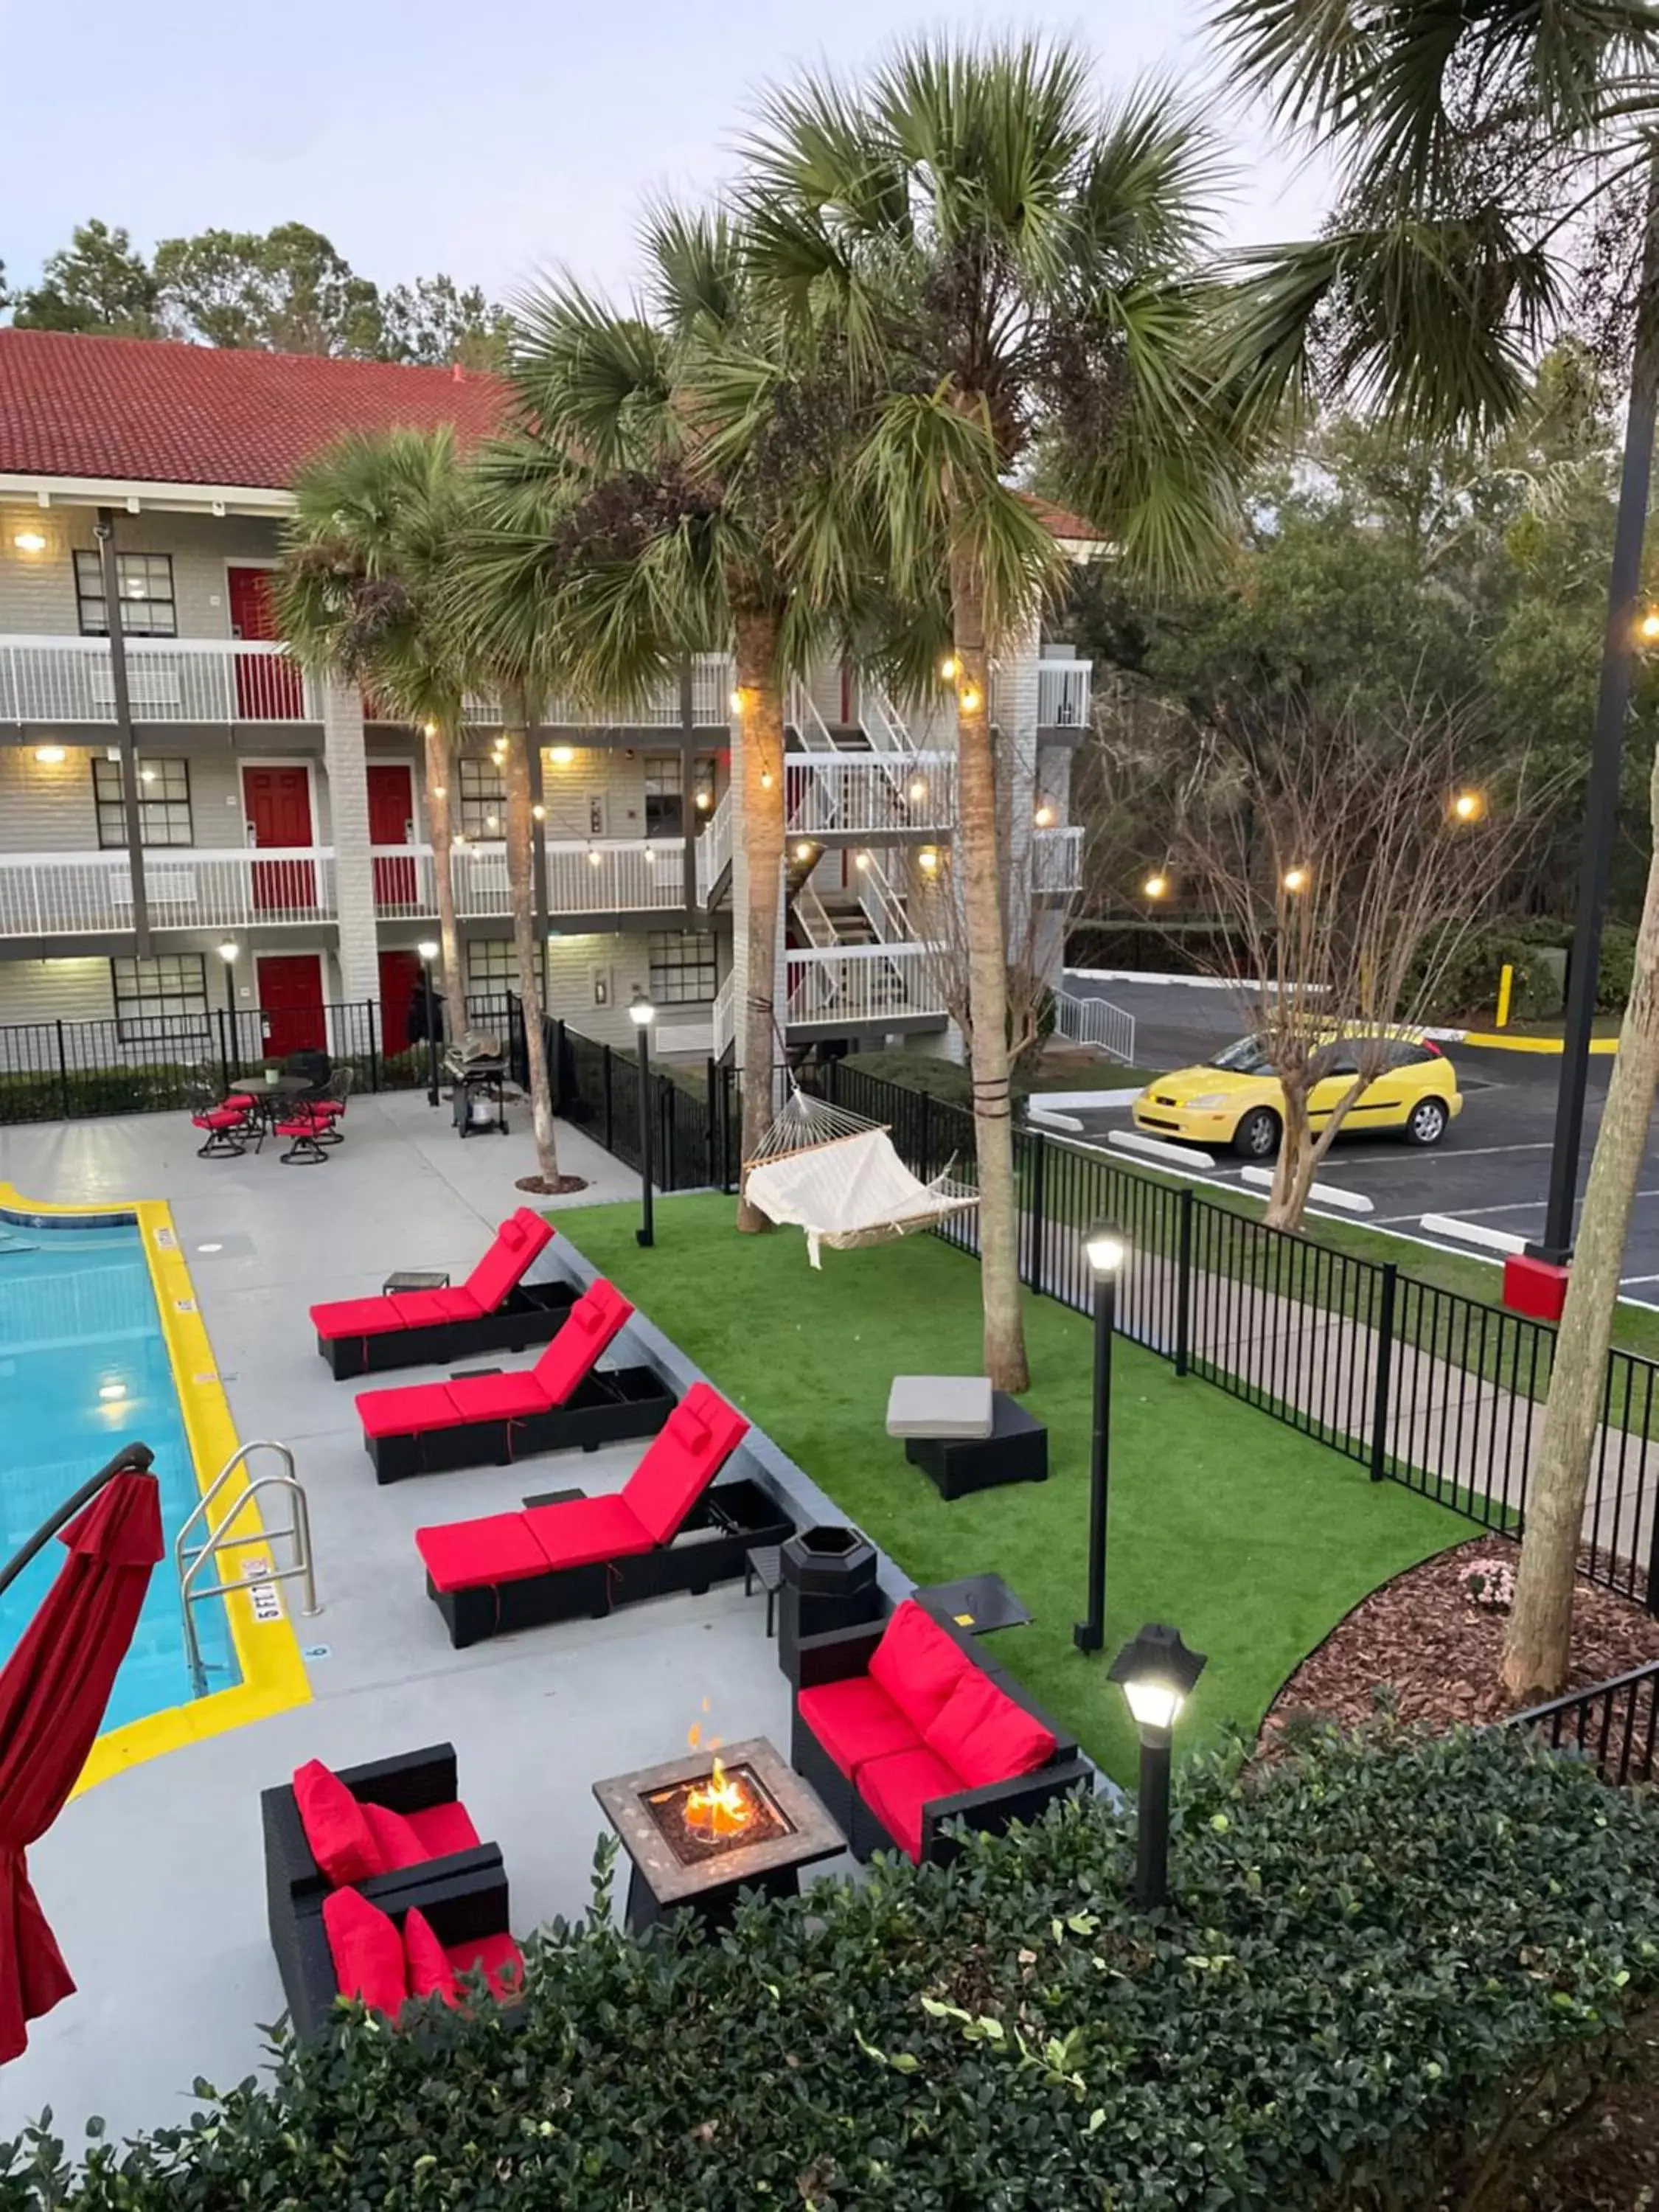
[1262,1536,1659,1742]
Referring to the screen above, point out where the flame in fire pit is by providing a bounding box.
[684,1754,754,1838]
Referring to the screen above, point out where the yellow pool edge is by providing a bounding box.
[0,1185,311,1794]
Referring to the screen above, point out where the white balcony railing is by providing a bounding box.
[0,637,321,726]
[1032,824,1084,892]
[0,847,337,936]
[378,840,687,919]
[785,943,945,1028]
[1037,659,1091,728]
[785,752,956,839]
[466,655,736,731]
[695,789,733,904]
[712,970,737,1060]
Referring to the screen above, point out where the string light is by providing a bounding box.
[1282,865,1310,894]
[795,841,814,863]
[729,689,743,713]
[939,655,957,681]
[908,777,927,802]
[1639,609,1659,644]
[422,720,438,738]
[1451,790,1484,823]
[1143,873,1169,900]
[855,852,870,872]
[531,803,545,821]
[1034,804,1055,828]
[959,686,982,714]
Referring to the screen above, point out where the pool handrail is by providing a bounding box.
[0,1441,156,1601]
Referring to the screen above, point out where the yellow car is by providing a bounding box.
[1132,1032,1463,1160]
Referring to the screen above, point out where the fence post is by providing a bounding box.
[54,1019,70,1121]
[919,1089,933,1181]
[551,1018,566,1113]
[215,1008,232,1096]
[602,1044,614,1155]
[366,1000,382,1093]
[704,1057,718,1187]
[1369,1263,1399,1482]
[1175,1185,1194,1377]
[1026,1130,1047,1290]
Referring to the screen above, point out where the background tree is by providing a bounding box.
[272,427,472,1046]
[1212,0,1659,1698]
[9,220,159,335]
[1171,700,1542,1228]
[380,276,512,372]
[155,223,383,355]
[742,38,1254,1389]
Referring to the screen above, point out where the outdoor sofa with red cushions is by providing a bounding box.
[792,1599,1092,1865]
[355,1276,674,1484]
[415,1382,792,1648]
[262,1742,501,2005]
[287,1860,526,2040]
[310,1208,575,1378]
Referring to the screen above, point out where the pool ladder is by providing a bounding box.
[175,1441,320,1698]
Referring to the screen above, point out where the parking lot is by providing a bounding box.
[1060,975,1659,1293]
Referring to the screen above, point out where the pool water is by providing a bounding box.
[0,1215,238,1731]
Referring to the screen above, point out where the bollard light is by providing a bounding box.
[1109,1624,1208,1909]
[1073,1222,1127,1655]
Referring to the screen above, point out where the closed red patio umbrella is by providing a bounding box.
[0,1447,163,2065]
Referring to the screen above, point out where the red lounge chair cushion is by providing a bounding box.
[311,1295,410,1340]
[446,1927,524,2003]
[402,1907,459,2007]
[532,1277,633,1405]
[923,1667,1057,1791]
[445,1371,552,1422]
[622,1382,749,1547]
[405,1798,481,1859]
[797,1677,921,1777]
[323,1888,408,2015]
[360,1801,428,1872]
[868,1601,972,1733]
[417,1511,552,1593]
[391,1287,484,1327]
[292,1759,379,1887]
[858,1746,961,1864]
[522,1493,653,1571]
[464,1208,554,1315]
[358,1382,462,1439]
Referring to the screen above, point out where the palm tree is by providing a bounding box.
[740,38,1254,1389]
[455,206,853,1228]
[274,426,470,1048]
[1209,0,1659,1698]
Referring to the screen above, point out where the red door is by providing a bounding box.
[228,566,304,720]
[378,949,423,1052]
[257,954,324,1059]
[243,765,317,914]
[368,762,417,912]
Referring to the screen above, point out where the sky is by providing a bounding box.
[0,0,1332,311]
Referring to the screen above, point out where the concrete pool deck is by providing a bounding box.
[0,1093,852,2142]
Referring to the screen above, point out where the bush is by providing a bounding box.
[7,1726,1659,2212]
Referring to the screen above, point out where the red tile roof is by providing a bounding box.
[1020,491,1107,543]
[0,330,509,490]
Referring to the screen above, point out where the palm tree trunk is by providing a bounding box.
[950,549,1029,1394]
[734,610,786,1234]
[424,717,467,1047]
[1502,751,1659,1699]
[502,705,566,1192]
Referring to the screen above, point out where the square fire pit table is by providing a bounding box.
[593,1735,845,1935]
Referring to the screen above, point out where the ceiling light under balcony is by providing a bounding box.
[13,531,46,554]
[551,745,574,766]
[588,847,603,866]
[855,852,870,871]
[695,790,712,810]
[918,846,939,873]
[139,766,157,784]
[795,841,814,863]
[34,745,66,765]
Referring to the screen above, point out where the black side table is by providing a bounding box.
[905,1392,1048,1500]
[383,1268,451,1295]
[744,1545,785,1637]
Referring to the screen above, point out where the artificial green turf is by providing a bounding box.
[554,1194,1470,1784]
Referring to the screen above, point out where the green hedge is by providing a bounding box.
[5,1725,1658,2211]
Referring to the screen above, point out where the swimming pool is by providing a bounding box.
[0,1213,238,1731]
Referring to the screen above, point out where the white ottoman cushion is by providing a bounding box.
[886,1374,995,1440]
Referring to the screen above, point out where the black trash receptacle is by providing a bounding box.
[778,1523,880,1684]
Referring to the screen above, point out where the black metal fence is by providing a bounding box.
[1507,1662,1659,1787]
[547,1018,734,1194]
[812,1061,1659,1614]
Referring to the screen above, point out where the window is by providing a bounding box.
[644,753,684,837]
[91,757,192,848]
[74,551,177,638]
[458,756,505,838]
[648,930,717,1004]
[110,954,209,1041]
[467,936,542,1006]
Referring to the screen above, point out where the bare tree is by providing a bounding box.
[1174,701,1541,1231]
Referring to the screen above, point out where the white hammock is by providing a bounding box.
[743,1087,979,1269]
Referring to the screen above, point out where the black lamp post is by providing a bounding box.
[1073,1222,1127,1655]
[217,939,239,1083]
[1109,1623,1208,1910]
[417,939,440,1107]
[629,986,655,1248]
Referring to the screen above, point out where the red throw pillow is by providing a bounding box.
[361,1800,428,1872]
[322,1888,408,2017]
[293,1759,380,1886]
[403,1907,460,2008]
[923,1666,1057,1791]
[868,1601,971,1731]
